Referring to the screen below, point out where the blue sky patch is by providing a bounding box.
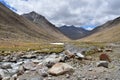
[0,0,17,12]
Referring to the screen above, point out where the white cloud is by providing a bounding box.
[4,0,120,27]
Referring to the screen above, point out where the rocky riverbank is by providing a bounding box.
[0,44,120,80]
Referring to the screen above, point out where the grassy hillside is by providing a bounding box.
[81,23,120,42]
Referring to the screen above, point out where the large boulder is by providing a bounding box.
[48,63,74,76]
[99,53,111,62]
[43,54,61,68]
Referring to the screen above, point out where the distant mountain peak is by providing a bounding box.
[59,25,90,40]
[23,11,45,23]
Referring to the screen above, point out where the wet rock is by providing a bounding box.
[48,63,74,76]
[0,69,5,78]
[97,61,109,68]
[1,63,12,69]
[17,66,25,76]
[7,69,18,76]
[64,50,75,58]
[99,53,111,62]
[0,69,13,78]
[23,62,36,70]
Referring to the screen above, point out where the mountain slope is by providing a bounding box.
[22,11,68,41]
[0,3,67,42]
[59,25,90,40]
[81,17,120,42]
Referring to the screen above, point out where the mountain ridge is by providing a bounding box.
[80,17,120,42]
[59,25,90,40]
[0,2,68,42]
[22,11,68,41]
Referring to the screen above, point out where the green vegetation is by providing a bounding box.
[68,41,106,48]
[0,41,64,55]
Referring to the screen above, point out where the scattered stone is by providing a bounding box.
[23,62,36,70]
[105,48,113,52]
[66,74,70,78]
[64,50,75,58]
[0,69,6,78]
[0,74,2,80]
[1,63,12,69]
[7,69,18,76]
[32,59,41,64]
[41,72,48,77]
[48,63,74,76]
[21,54,36,59]
[88,68,93,71]
[0,56,4,61]
[17,66,25,76]
[2,77,10,80]
[97,61,109,68]
[74,53,85,60]
[85,56,92,60]
[37,68,48,77]
[44,56,61,68]
[10,74,17,80]
[99,53,111,62]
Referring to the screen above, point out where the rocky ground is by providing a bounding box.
[0,43,120,80]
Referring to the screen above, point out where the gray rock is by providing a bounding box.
[2,77,10,80]
[10,74,17,80]
[0,56,4,62]
[21,54,36,59]
[88,68,93,71]
[0,69,6,78]
[74,53,85,60]
[6,69,18,76]
[97,61,109,68]
[64,50,75,58]
[43,56,61,68]
[66,74,70,78]
[1,63,12,69]
[48,63,74,76]
[23,62,36,70]
[0,74,2,80]
[17,66,25,76]
[32,59,41,64]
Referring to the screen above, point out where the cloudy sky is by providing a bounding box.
[0,0,120,30]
